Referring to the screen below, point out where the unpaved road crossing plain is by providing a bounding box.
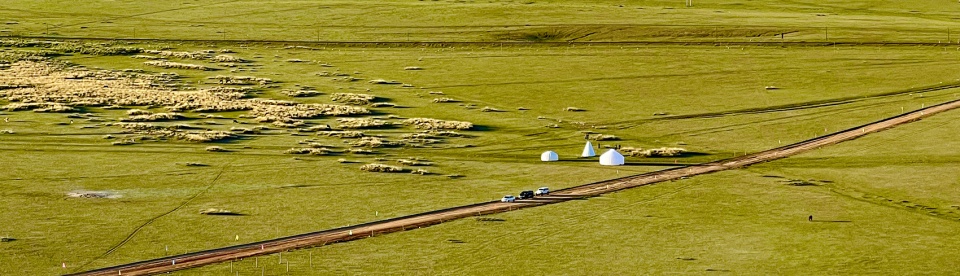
[70,98,960,276]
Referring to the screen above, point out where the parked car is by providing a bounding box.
[519,190,535,199]
[500,195,516,202]
[535,187,550,196]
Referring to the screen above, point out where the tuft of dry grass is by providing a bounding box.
[111,139,136,146]
[205,146,227,152]
[207,75,273,86]
[370,102,397,108]
[348,148,375,154]
[331,93,376,105]
[480,106,503,112]
[643,147,687,157]
[66,190,120,199]
[432,97,458,103]
[320,130,365,138]
[591,134,620,141]
[282,89,320,97]
[397,159,433,166]
[402,118,473,130]
[336,118,392,129]
[143,60,215,71]
[359,163,407,173]
[368,79,401,84]
[285,147,332,155]
[351,136,401,148]
[199,208,242,215]
[121,112,184,122]
[411,168,430,175]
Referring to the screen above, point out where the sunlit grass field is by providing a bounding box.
[1,1,959,275]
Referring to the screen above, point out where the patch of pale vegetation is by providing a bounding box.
[351,136,402,148]
[320,130,365,138]
[402,118,473,130]
[0,61,368,123]
[336,118,392,129]
[284,147,333,155]
[330,93,376,105]
[143,60,214,71]
[66,190,120,199]
[359,163,407,173]
[208,75,272,85]
[110,122,236,142]
[621,147,687,157]
[282,89,320,97]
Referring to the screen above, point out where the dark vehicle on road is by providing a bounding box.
[519,190,535,199]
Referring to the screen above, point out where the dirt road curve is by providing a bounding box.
[69,98,960,276]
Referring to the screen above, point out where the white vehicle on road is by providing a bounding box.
[535,187,550,196]
[500,195,516,202]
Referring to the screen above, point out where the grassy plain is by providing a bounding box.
[185,104,960,276]
[0,0,959,275]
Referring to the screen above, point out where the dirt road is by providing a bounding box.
[68,98,960,276]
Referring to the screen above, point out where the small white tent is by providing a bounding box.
[540,151,559,162]
[581,141,596,157]
[599,149,625,166]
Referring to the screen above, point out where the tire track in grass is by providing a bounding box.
[73,164,230,272]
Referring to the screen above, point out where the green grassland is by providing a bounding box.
[184,105,960,276]
[1,1,959,275]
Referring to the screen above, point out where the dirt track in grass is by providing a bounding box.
[69,97,960,276]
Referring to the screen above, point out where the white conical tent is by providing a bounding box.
[581,141,596,157]
[540,151,559,161]
[599,149,625,166]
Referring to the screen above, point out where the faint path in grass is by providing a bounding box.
[612,81,960,127]
[73,164,231,272]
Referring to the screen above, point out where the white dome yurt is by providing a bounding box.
[581,141,596,157]
[541,151,559,162]
[599,149,625,166]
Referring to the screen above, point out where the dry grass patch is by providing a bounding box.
[143,60,215,71]
[205,146,227,152]
[284,147,333,155]
[336,118,392,129]
[331,93,376,105]
[403,118,473,130]
[320,130,365,138]
[359,163,407,173]
[351,136,401,148]
[282,89,320,97]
